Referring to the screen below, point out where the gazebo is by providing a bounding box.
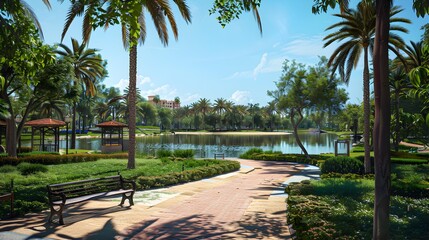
[25,118,66,152]
[96,120,128,153]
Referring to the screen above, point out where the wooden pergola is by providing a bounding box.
[96,120,128,153]
[25,118,66,152]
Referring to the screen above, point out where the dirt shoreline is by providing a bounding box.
[174,131,292,136]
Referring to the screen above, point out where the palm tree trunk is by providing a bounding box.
[127,44,137,169]
[373,1,391,239]
[71,102,77,149]
[363,46,372,173]
[394,90,400,151]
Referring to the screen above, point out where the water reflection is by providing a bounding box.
[54,133,347,158]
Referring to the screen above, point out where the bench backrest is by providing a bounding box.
[47,175,123,201]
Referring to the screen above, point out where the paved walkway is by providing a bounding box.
[0,159,320,240]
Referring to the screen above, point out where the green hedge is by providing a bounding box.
[137,160,240,189]
[320,156,364,174]
[0,153,128,166]
[239,148,329,165]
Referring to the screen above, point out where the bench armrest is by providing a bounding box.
[47,191,67,205]
[121,179,136,191]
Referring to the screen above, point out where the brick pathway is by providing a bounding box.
[120,160,303,239]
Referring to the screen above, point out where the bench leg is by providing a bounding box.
[48,204,65,225]
[119,192,135,207]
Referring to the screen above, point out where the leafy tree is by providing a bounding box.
[158,107,172,131]
[0,1,54,156]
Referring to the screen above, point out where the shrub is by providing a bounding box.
[173,149,195,158]
[0,153,128,166]
[156,149,172,158]
[137,160,240,189]
[17,162,48,175]
[320,156,364,174]
[239,148,264,159]
[0,165,16,173]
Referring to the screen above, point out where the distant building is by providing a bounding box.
[148,95,180,109]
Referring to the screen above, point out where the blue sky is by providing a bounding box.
[31,1,427,106]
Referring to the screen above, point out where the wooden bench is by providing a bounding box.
[0,180,14,218]
[214,153,225,159]
[47,174,136,225]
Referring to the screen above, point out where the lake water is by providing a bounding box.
[54,132,349,158]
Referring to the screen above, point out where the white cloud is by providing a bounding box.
[253,53,268,79]
[230,90,251,104]
[182,94,201,105]
[141,84,178,100]
[114,75,152,93]
[283,35,337,59]
[224,71,252,80]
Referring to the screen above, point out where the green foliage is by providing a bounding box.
[286,178,429,239]
[156,149,172,158]
[239,147,263,158]
[16,162,48,175]
[137,160,240,189]
[320,156,364,174]
[239,148,329,165]
[391,164,429,198]
[173,149,195,158]
[0,153,128,166]
[0,165,16,173]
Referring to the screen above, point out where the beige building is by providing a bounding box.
[148,95,180,109]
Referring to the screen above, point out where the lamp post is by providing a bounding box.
[65,114,71,155]
[15,114,22,154]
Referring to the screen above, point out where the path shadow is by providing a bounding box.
[0,201,132,240]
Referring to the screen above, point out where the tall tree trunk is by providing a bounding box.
[71,102,77,149]
[290,109,309,158]
[5,118,17,157]
[394,90,400,151]
[363,46,372,173]
[127,44,137,169]
[373,1,391,239]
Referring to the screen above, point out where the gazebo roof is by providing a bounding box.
[0,120,6,126]
[25,118,66,127]
[96,120,128,128]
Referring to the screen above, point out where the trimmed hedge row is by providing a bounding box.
[137,160,240,189]
[239,148,330,165]
[0,153,128,166]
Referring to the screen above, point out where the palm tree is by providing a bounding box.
[197,98,211,130]
[56,38,105,149]
[324,1,409,173]
[174,96,181,109]
[213,98,228,129]
[60,1,191,169]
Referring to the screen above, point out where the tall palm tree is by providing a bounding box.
[56,38,105,149]
[197,98,211,130]
[213,98,228,129]
[60,1,191,168]
[324,1,409,173]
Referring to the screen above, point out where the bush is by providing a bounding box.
[320,156,364,174]
[17,162,48,175]
[0,165,16,173]
[173,149,195,158]
[137,160,240,189]
[156,149,172,158]
[239,148,264,159]
[0,153,128,166]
